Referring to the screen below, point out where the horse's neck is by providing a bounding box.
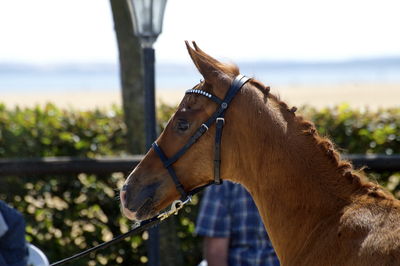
[225,90,359,261]
[244,155,348,261]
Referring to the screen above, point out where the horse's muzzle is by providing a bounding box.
[120,182,161,221]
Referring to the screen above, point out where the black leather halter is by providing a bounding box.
[152,75,251,200]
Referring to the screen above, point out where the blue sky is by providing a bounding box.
[0,0,400,64]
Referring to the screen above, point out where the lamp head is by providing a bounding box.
[127,0,168,47]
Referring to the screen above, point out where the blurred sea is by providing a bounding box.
[1,58,400,94]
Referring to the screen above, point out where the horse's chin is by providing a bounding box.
[136,203,158,221]
[122,201,158,222]
[122,207,139,221]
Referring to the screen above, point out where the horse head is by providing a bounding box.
[120,42,247,221]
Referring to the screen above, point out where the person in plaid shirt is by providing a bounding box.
[196,181,279,266]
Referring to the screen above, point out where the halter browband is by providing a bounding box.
[152,75,251,200]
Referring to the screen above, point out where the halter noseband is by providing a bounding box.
[152,75,251,200]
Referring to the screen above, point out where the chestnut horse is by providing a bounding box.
[120,42,400,265]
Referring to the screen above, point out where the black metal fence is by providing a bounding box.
[0,154,400,176]
[0,156,142,176]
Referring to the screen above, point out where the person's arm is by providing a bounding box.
[203,237,229,266]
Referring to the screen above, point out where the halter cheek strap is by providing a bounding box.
[152,142,189,199]
[152,75,251,200]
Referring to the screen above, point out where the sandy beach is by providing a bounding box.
[2,83,399,110]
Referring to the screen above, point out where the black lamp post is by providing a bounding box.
[127,1,168,265]
[127,0,167,149]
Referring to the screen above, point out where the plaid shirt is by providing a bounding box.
[196,181,279,266]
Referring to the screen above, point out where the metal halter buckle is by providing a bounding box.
[157,196,192,221]
[216,117,225,125]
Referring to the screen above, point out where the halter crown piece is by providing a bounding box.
[152,75,251,201]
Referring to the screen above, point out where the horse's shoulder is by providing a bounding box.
[338,196,400,256]
[341,195,400,228]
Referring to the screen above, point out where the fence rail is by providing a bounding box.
[0,156,143,176]
[0,154,399,176]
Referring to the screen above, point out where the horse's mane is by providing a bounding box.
[194,57,393,201]
[249,79,394,201]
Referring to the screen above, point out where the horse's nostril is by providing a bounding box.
[121,187,140,211]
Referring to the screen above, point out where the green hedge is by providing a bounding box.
[0,103,201,266]
[0,103,127,158]
[0,103,399,265]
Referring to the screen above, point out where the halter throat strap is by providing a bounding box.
[152,75,251,200]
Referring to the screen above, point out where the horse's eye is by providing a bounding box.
[177,119,190,131]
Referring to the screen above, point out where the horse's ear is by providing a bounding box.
[192,41,222,67]
[185,41,228,87]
